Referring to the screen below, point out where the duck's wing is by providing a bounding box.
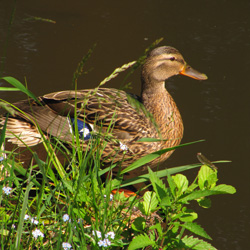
[42,88,156,140]
[5,88,156,146]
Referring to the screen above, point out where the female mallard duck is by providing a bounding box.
[1,46,207,179]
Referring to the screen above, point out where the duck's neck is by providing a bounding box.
[141,81,184,142]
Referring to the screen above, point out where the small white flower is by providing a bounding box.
[24,214,30,220]
[0,157,4,162]
[105,231,115,240]
[92,230,102,238]
[62,242,72,250]
[2,186,12,195]
[104,194,113,201]
[103,238,111,247]
[97,238,111,247]
[98,239,104,247]
[119,142,128,151]
[11,224,15,229]
[32,228,44,239]
[30,217,39,225]
[109,194,113,201]
[62,214,70,222]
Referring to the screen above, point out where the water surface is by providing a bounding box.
[1,1,249,249]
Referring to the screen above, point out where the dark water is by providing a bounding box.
[1,1,249,249]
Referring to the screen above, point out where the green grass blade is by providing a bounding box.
[0,76,40,103]
[0,87,19,91]
[121,163,202,188]
[0,113,8,148]
[15,168,34,249]
[120,140,204,175]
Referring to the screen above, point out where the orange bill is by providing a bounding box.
[180,64,208,80]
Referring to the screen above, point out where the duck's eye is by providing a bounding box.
[170,57,176,61]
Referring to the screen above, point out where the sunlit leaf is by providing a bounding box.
[131,217,146,232]
[197,197,212,208]
[172,174,189,196]
[212,184,236,194]
[179,210,198,222]
[182,222,212,240]
[142,191,158,215]
[128,234,155,250]
[181,235,217,250]
[148,167,168,202]
[0,76,40,103]
[198,165,218,189]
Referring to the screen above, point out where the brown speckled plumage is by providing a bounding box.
[1,46,207,180]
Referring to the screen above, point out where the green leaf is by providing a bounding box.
[15,167,34,249]
[121,163,202,188]
[178,189,231,203]
[212,184,236,194]
[0,113,8,148]
[172,174,189,196]
[131,217,146,232]
[121,140,204,175]
[149,223,163,237]
[197,197,212,208]
[128,234,155,250]
[198,165,217,189]
[160,195,171,207]
[182,222,212,240]
[0,87,19,91]
[167,172,177,198]
[148,167,169,202]
[1,76,40,103]
[142,191,158,215]
[136,137,163,142]
[181,235,217,250]
[179,210,198,222]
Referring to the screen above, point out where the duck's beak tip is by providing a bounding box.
[180,64,208,81]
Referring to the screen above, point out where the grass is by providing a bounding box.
[0,3,236,248]
[0,70,236,249]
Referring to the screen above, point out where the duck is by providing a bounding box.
[1,46,207,180]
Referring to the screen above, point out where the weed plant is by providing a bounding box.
[0,74,236,250]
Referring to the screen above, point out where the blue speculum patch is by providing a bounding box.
[69,117,92,140]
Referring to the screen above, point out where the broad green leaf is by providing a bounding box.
[128,234,155,250]
[178,189,229,203]
[149,223,163,237]
[182,222,212,240]
[197,197,212,208]
[172,174,189,196]
[142,191,158,215]
[212,184,236,194]
[179,211,198,222]
[198,165,217,189]
[148,167,168,202]
[181,235,217,250]
[160,195,171,207]
[131,217,146,232]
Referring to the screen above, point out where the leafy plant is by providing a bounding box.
[0,64,236,250]
[128,166,236,250]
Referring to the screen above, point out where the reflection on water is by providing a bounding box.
[0,0,250,249]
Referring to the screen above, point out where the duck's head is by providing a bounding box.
[141,46,207,89]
